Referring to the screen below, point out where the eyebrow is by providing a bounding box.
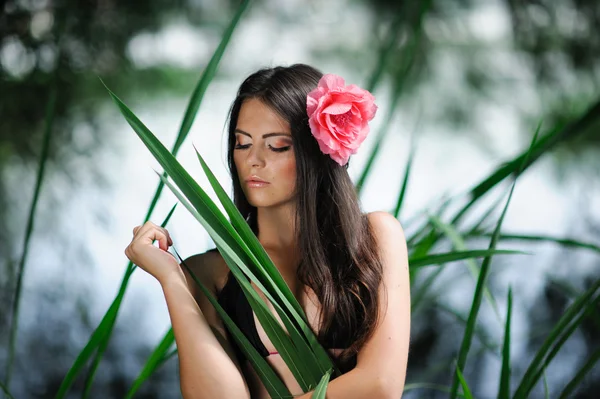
[234,129,292,139]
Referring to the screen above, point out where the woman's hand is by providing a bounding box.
[125,221,181,284]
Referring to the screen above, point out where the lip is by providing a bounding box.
[245,175,269,184]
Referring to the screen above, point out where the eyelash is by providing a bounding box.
[234,144,291,153]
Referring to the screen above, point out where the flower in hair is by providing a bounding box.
[306,74,377,166]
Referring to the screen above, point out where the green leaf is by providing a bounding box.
[6,81,57,391]
[513,279,600,398]
[157,171,325,392]
[125,328,175,398]
[452,99,600,226]
[0,380,16,399]
[176,251,293,399]
[467,231,600,255]
[428,215,502,321]
[558,347,600,399]
[311,369,333,399]
[449,123,541,399]
[392,144,415,219]
[194,147,334,379]
[498,287,512,399]
[155,168,321,390]
[409,249,524,270]
[455,367,474,399]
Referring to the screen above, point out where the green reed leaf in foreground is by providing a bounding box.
[125,327,175,398]
[449,123,540,399]
[310,369,332,399]
[498,287,513,399]
[513,279,600,398]
[175,251,293,398]
[194,147,334,379]
[112,79,332,390]
[558,347,600,399]
[156,171,324,392]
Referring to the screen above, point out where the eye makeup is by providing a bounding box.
[234,143,292,153]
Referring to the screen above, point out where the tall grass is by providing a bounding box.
[4,80,57,392]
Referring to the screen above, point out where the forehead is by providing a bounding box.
[236,98,291,134]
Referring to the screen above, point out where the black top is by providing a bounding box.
[216,269,353,366]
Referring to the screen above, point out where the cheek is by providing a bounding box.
[280,157,296,184]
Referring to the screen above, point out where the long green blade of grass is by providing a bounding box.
[498,287,513,399]
[429,215,501,321]
[124,327,175,398]
[176,251,292,398]
[449,124,540,399]
[467,231,600,255]
[392,144,415,219]
[55,204,177,398]
[310,369,333,399]
[513,279,600,398]
[409,249,524,270]
[455,367,474,399]
[558,347,600,399]
[0,381,15,399]
[71,2,250,396]
[452,99,600,226]
[5,83,57,391]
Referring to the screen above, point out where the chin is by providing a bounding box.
[245,194,295,209]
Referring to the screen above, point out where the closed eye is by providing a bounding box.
[234,144,291,153]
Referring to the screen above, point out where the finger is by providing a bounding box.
[133,226,141,236]
[161,228,173,246]
[150,228,170,252]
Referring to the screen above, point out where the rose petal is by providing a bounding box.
[322,102,352,115]
[319,74,346,91]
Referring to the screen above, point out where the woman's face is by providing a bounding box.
[233,98,297,209]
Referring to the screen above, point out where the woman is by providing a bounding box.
[125,64,410,398]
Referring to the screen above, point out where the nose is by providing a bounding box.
[246,144,266,168]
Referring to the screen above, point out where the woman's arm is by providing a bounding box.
[125,222,250,399]
[161,264,251,399]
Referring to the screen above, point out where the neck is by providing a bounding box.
[255,203,300,275]
[256,203,296,250]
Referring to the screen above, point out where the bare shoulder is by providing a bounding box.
[366,211,406,241]
[182,248,230,296]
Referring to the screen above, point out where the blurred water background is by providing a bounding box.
[1,0,599,397]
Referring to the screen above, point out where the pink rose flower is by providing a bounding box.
[306,74,377,166]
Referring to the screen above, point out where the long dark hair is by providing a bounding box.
[226,64,385,372]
